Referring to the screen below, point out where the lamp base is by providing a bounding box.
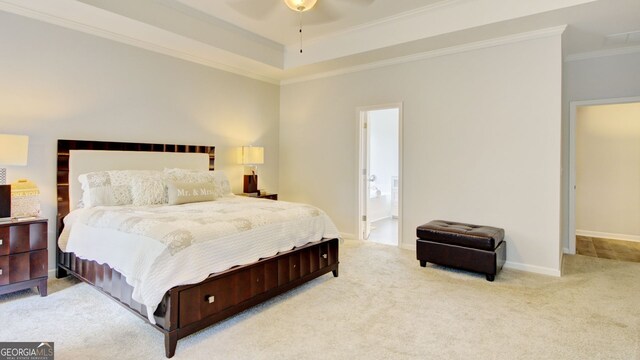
[243,175,258,194]
[0,184,11,218]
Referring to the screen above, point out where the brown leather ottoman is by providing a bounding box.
[416,220,506,281]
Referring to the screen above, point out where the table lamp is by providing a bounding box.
[240,146,264,194]
[0,134,29,219]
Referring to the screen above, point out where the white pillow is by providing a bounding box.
[167,182,216,205]
[78,171,106,207]
[131,176,166,206]
[209,170,232,198]
[164,168,211,183]
[163,168,232,199]
[78,170,162,207]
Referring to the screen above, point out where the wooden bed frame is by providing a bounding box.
[55,139,339,358]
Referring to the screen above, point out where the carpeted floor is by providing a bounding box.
[1,239,639,359]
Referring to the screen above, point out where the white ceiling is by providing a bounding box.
[175,0,447,46]
[0,0,639,84]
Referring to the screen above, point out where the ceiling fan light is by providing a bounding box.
[284,0,318,12]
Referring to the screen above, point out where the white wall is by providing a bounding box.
[280,33,564,274]
[0,9,573,276]
[562,52,640,250]
[576,103,640,238]
[0,12,280,272]
[565,53,640,101]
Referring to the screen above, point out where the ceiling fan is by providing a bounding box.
[228,0,374,53]
[228,0,375,25]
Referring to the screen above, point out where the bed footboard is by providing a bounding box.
[57,238,339,357]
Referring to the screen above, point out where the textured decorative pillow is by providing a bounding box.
[167,182,216,205]
[164,168,233,200]
[131,176,166,206]
[164,168,211,184]
[78,170,162,207]
[209,170,232,198]
[78,171,112,207]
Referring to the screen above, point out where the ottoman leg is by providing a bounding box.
[486,274,495,282]
[419,260,427,267]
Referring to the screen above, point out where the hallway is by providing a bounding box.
[576,236,640,263]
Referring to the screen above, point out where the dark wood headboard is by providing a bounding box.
[56,139,215,237]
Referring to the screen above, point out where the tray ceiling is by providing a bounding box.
[175,0,447,46]
[0,0,638,84]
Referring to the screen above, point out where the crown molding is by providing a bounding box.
[284,0,593,68]
[0,0,281,84]
[564,44,640,62]
[281,25,567,85]
[323,0,469,42]
[6,0,616,84]
[156,0,284,52]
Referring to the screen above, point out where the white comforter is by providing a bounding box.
[59,196,340,323]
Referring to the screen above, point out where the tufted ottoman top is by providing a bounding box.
[416,220,504,251]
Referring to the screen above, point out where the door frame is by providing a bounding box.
[567,95,640,254]
[356,102,403,246]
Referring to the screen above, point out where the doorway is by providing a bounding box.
[358,104,402,246]
[569,97,640,262]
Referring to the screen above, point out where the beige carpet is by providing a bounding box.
[1,240,639,360]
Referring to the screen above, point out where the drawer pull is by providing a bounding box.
[0,239,3,245]
[206,295,215,304]
[256,278,260,283]
[293,264,297,268]
[322,254,328,259]
[0,268,2,275]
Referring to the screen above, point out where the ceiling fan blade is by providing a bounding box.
[337,0,375,6]
[227,0,280,20]
[304,1,342,24]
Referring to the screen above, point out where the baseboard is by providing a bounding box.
[340,232,357,240]
[400,242,559,275]
[48,268,56,279]
[399,242,416,251]
[503,261,561,277]
[576,230,640,243]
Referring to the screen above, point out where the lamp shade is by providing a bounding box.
[284,0,317,12]
[0,134,29,166]
[240,146,264,165]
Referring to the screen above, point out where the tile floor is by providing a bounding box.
[368,217,398,246]
[576,235,640,263]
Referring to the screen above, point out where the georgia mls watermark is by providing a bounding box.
[0,342,54,360]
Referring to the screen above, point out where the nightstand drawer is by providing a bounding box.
[0,256,8,285]
[0,250,48,285]
[0,219,48,297]
[30,250,48,279]
[28,222,48,251]
[0,222,47,256]
[10,226,30,254]
[0,227,8,256]
[9,253,30,283]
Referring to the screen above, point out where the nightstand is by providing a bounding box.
[238,193,278,200]
[0,218,48,297]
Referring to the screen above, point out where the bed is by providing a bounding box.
[55,139,340,358]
